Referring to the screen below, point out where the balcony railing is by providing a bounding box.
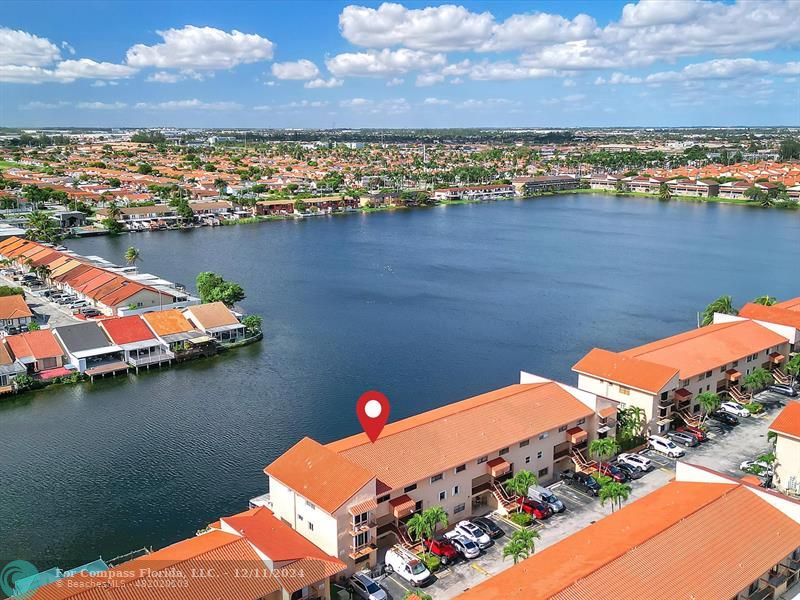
[349,520,375,536]
[348,542,376,560]
[745,586,773,600]
[128,350,175,367]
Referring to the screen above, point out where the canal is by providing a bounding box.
[1,194,799,569]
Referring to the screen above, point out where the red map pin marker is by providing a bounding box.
[357,391,390,443]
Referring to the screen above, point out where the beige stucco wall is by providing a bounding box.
[775,434,800,494]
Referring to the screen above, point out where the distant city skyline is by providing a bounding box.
[2,0,799,128]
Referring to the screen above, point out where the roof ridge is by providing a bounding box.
[625,321,738,356]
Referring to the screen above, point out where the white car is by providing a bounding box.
[720,402,750,418]
[648,435,685,458]
[455,520,492,549]
[740,460,774,476]
[617,452,654,472]
[444,531,480,559]
[384,546,432,586]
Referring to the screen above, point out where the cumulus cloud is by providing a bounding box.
[422,97,450,105]
[0,59,136,84]
[146,69,206,83]
[134,99,243,110]
[304,77,343,88]
[455,98,521,110]
[415,72,444,86]
[386,77,404,86]
[126,25,274,71]
[338,97,410,114]
[468,61,558,81]
[0,27,61,66]
[76,101,127,109]
[326,48,445,77]
[271,59,320,80]
[645,58,800,84]
[595,72,643,85]
[20,100,71,110]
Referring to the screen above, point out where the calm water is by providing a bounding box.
[1,195,799,569]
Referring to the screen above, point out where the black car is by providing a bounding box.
[612,461,643,480]
[768,384,798,397]
[710,411,740,426]
[561,470,601,496]
[471,516,504,539]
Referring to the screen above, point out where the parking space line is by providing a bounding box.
[388,575,409,592]
[471,563,492,577]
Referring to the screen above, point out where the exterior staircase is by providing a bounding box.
[570,448,597,475]
[773,370,790,385]
[490,480,517,515]
[678,409,703,428]
[729,386,750,404]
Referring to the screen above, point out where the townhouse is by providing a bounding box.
[459,462,800,600]
[184,301,247,343]
[52,321,126,375]
[589,173,624,190]
[736,300,800,353]
[511,175,580,196]
[625,175,670,194]
[0,343,26,392]
[142,309,217,359]
[667,178,720,197]
[432,184,514,202]
[3,329,64,375]
[0,293,33,330]
[262,374,614,574]
[97,315,174,369]
[719,180,753,199]
[771,401,800,498]
[573,319,791,434]
[254,198,296,216]
[26,506,346,600]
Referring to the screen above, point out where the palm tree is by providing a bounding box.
[511,528,540,555]
[786,354,800,383]
[424,506,448,537]
[213,178,228,196]
[744,368,772,395]
[658,183,672,201]
[25,210,61,244]
[589,438,618,463]
[697,391,720,423]
[618,406,646,440]
[124,246,141,267]
[34,264,51,284]
[752,295,777,306]
[700,295,737,327]
[504,470,537,511]
[599,481,632,513]
[502,538,529,564]
[405,512,432,547]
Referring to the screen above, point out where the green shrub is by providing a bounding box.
[417,553,441,572]
[508,512,532,527]
[745,402,764,414]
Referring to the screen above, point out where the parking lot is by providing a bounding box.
[0,271,80,328]
[369,389,788,599]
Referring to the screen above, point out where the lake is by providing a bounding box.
[1,194,799,569]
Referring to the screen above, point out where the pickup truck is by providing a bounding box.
[560,470,601,496]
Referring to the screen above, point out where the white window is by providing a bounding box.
[305,500,315,510]
[439,490,447,501]
[355,531,369,547]
[430,473,443,483]
[477,456,488,464]
[453,485,460,496]
[454,503,465,514]
[354,511,369,525]
[539,432,549,440]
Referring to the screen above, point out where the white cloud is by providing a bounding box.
[326,48,445,77]
[422,97,450,105]
[468,61,558,81]
[338,97,410,114]
[563,79,576,87]
[272,59,320,80]
[415,72,444,86]
[620,0,701,27]
[61,41,76,56]
[0,28,61,66]
[134,99,243,110]
[20,100,71,110]
[455,98,520,110]
[339,97,372,108]
[304,77,343,89]
[645,58,800,84]
[338,3,597,52]
[595,72,642,85]
[541,93,586,106]
[386,77,404,86]
[126,25,274,71]
[76,101,127,110]
[0,59,136,84]
[90,80,119,87]
[146,69,206,83]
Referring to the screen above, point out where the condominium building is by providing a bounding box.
[432,184,514,202]
[573,319,790,434]
[511,176,580,196]
[738,298,800,353]
[771,402,800,497]
[459,462,800,600]
[262,374,615,574]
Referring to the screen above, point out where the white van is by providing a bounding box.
[648,435,685,458]
[384,545,433,586]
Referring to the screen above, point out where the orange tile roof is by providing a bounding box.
[328,382,594,491]
[770,401,800,440]
[739,302,800,330]
[142,309,196,336]
[572,348,678,393]
[623,320,787,380]
[30,530,282,600]
[776,297,800,312]
[5,329,63,360]
[459,480,800,600]
[265,437,375,514]
[0,294,32,320]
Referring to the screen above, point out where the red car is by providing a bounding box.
[676,425,707,442]
[516,497,552,519]
[596,462,628,483]
[423,537,459,565]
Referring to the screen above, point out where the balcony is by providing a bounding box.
[348,542,376,560]
[127,350,175,367]
[745,587,773,600]
[349,520,376,536]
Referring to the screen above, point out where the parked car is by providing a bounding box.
[384,546,433,586]
[443,531,480,559]
[596,462,630,482]
[422,537,459,565]
[676,425,707,442]
[470,516,504,538]
[667,431,699,448]
[612,461,643,480]
[720,401,750,418]
[348,572,387,600]
[79,308,100,317]
[768,384,798,397]
[527,484,566,513]
[69,301,88,310]
[560,470,601,496]
[455,520,492,548]
[709,411,740,426]
[617,452,654,472]
[647,435,685,458]
[516,497,552,519]
[740,460,774,476]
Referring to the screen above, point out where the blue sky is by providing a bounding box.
[1,0,798,128]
